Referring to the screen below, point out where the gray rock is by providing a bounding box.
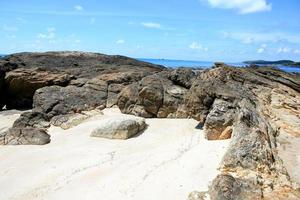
[204,99,236,140]
[13,111,50,129]
[0,127,50,145]
[51,109,103,129]
[33,85,107,118]
[90,116,146,139]
[4,68,73,109]
[209,174,262,200]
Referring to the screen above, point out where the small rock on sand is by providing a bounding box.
[90,116,146,139]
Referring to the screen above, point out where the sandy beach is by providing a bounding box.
[0,108,230,200]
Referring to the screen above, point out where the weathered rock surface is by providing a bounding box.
[0,51,164,78]
[90,116,146,139]
[208,174,262,200]
[4,68,73,109]
[12,111,50,129]
[33,84,107,118]
[0,127,50,145]
[118,74,189,118]
[0,51,164,110]
[1,51,300,199]
[51,109,103,129]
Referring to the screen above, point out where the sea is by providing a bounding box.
[138,58,300,73]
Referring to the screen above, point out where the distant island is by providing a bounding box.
[244,60,300,67]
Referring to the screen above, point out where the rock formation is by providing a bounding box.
[0,51,300,199]
[90,116,146,139]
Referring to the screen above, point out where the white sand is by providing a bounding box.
[0,108,230,200]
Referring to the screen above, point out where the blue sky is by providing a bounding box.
[0,0,300,61]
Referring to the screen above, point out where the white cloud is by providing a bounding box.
[294,49,300,54]
[205,0,271,14]
[116,39,125,44]
[141,22,162,29]
[257,48,264,53]
[75,39,81,43]
[2,25,18,32]
[257,43,267,53]
[221,31,300,44]
[37,27,55,39]
[277,47,290,53]
[189,42,208,51]
[74,5,83,11]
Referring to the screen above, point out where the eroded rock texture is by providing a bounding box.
[90,115,146,139]
[0,127,50,145]
[1,52,300,199]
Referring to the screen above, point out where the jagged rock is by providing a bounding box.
[213,62,227,68]
[33,84,107,118]
[168,68,196,89]
[0,127,50,145]
[118,74,188,118]
[0,68,5,109]
[51,109,103,129]
[1,52,164,79]
[204,99,236,140]
[90,116,146,139]
[220,99,279,171]
[107,83,125,107]
[188,191,207,200]
[5,68,73,109]
[13,111,50,129]
[209,174,262,200]
[157,84,187,118]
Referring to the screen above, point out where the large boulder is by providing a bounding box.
[90,116,146,139]
[204,99,236,140]
[208,174,262,200]
[168,68,197,89]
[33,82,107,118]
[118,74,188,118]
[0,127,50,145]
[2,52,164,79]
[5,68,73,109]
[13,111,50,129]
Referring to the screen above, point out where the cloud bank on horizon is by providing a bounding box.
[0,0,299,62]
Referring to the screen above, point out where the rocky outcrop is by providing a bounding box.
[90,116,146,139]
[1,51,164,78]
[51,109,103,129]
[117,66,300,199]
[4,68,73,109]
[203,99,235,140]
[13,111,50,129]
[0,51,164,110]
[1,51,300,199]
[0,127,50,145]
[208,174,262,200]
[118,74,189,118]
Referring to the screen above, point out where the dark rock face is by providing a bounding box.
[0,127,50,145]
[203,99,236,140]
[33,85,107,118]
[0,51,164,110]
[118,74,189,118]
[13,111,50,129]
[1,51,300,199]
[5,68,73,109]
[209,174,262,200]
[1,51,164,78]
